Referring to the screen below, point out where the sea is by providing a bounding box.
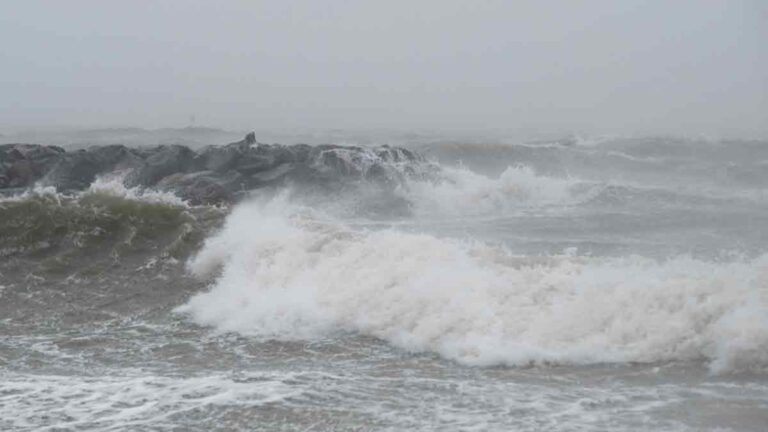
[2,133,767,431]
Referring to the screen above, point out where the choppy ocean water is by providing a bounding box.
[2,136,768,431]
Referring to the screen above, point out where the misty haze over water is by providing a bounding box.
[1,2,768,431]
[1,1,766,137]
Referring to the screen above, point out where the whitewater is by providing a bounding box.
[2,136,768,431]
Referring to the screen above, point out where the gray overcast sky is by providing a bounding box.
[1,0,766,137]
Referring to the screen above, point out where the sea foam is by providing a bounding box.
[178,197,768,373]
[402,165,583,217]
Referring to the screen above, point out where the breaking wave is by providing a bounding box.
[0,177,223,262]
[178,197,768,374]
[4,140,768,375]
[402,165,584,217]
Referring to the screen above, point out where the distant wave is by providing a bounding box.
[400,165,584,217]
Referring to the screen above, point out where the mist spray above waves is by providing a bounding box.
[4,141,768,375]
[178,194,768,374]
[403,165,580,216]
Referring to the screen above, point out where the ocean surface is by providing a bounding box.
[2,136,768,431]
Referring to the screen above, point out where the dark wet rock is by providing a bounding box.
[42,151,105,192]
[88,144,145,170]
[375,145,418,163]
[197,145,244,172]
[234,153,277,176]
[0,133,438,204]
[0,144,66,188]
[42,145,145,192]
[0,143,66,162]
[316,147,364,177]
[246,162,295,186]
[125,145,199,187]
[156,171,240,205]
[364,163,391,184]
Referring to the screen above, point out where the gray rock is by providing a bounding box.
[42,151,104,191]
[197,145,243,172]
[42,145,144,192]
[125,145,199,187]
[0,133,439,204]
[156,171,241,205]
[0,144,65,188]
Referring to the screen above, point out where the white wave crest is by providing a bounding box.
[0,175,189,206]
[0,184,61,203]
[402,165,583,216]
[178,199,768,373]
[87,175,189,206]
[2,372,299,431]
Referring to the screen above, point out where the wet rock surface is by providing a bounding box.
[0,133,436,204]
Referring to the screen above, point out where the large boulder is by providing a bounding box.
[42,145,144,192]
[197,144,244,173]
[0,144,65,188]
[156,171,241,205]
[125,145,199,187]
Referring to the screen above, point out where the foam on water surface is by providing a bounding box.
[4,137,768,431]
[403,165,584,216]
[179,197,768,374]
[0,372,302,431]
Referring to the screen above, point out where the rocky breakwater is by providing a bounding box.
[0,133,437,204]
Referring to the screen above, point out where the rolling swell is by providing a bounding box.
[1,191,198,260]
[0,183,228,342]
